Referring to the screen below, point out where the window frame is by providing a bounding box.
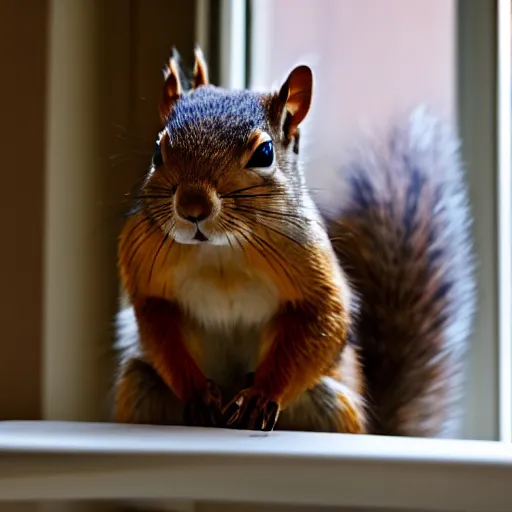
[1,420,512,511]
[496,0,512,443]
[457,0,511,441]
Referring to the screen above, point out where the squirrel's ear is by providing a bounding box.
[160,47,184,125]
[192,45,209,88]
[277,65,313,142]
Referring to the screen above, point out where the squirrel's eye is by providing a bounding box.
[246,140,274,169]
[153,140,163,167]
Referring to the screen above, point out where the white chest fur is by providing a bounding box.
[171,246,280,392]
[171,245,279,328]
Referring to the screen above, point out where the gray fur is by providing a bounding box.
[325,106,477,437]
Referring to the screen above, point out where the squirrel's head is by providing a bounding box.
[136,46,313,246]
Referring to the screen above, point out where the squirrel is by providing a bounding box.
[112,46,476,437]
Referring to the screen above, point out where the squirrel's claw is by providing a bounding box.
[223,388,280,432]
[183,379,224,428]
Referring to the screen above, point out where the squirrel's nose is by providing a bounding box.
[175,186,213,223]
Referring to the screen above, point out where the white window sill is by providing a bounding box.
[0,421,511,511]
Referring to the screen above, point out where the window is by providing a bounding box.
[497,0,512,443]
[0,1,511,511]
[245,0,511,443]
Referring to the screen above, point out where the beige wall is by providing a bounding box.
[42,0,198,423]
[0,0,197,425]
[0,0,48,420]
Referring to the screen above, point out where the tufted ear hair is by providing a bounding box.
[159,46,185,125]
[192,44,209,88]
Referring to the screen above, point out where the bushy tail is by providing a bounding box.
[324,107,476,438]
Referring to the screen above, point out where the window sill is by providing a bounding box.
[0,421,510,511]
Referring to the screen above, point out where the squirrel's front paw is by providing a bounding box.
[223,388,280,431]
[183,379,224,428]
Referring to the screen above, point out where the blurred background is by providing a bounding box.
[0,0,509,454]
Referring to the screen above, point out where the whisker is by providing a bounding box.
[219,217,247,255]
[221,217,284,278]
[221,216,299,289]
[224,192,289,200]
[225,206,304,234]
[160,170,178,191]
[137,194,175,200]
[227,204,311,232]
[124,217,161,272]
[144,196,173,205]
[144,184,176,192]
[146,211,173,231]
[249,230,302,288]
[147,209,173,221]
[257,221,307,250]
[233,209,307,251]
[146,208,174,225]
[232,204,308,222]
[140,207,172,229]
[162,227,176,298]
[144,185,174,195]
[148,231,170,285]
[144,200,172,213]
[217,219,237,252]
[131,216,174,292]
[221,183,272,198]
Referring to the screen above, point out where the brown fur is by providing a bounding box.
[114,48,365,433]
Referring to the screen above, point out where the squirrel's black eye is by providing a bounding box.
[153,140,163,167]
[246,140,274,169]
